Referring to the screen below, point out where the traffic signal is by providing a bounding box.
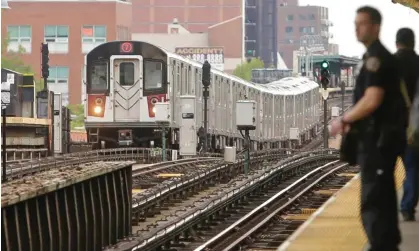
[320,60,330,89]
[41,43,49,79]
[202,60,211,87]
[246,49,255,57]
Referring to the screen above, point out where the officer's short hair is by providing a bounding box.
[396,28,415,49]
[357,6,382,25]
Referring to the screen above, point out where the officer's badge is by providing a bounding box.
[365,57,381,72]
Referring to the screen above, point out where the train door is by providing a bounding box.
[111,56,142,121]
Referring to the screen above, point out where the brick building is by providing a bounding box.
[277,3,333,68]
[132,0,242,33]
[245,0,278,67]
[1,0,132,105]
[133,17,244,73]
[132,0,281,68]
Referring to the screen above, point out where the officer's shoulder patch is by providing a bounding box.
[365,57,381,72]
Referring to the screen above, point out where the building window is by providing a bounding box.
[81,25,107,53]
[44,25,69,54]
[47,66,69,85]
[117,25,130,40]
[286,15,294,21]
[285,26,293,33]
[309,26,315,34]
[308,14,315,20]
[47,66,70,106]
[299,14,306,20]
[7,25,32,53]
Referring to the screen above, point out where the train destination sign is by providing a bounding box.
[175,47,224,71]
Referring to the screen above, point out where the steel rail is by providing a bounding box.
[134,155,337,249]
[130,149,340,211]
[2,148,301,181]
[301,104,352,151]
[2,148,214,181]
[132,158,222,178]
[103,150,339,251]
[195,160,347,251]
[130,152,291,210]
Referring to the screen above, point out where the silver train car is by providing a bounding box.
[84,41,321,150]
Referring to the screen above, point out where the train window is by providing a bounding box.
[90,61,108,91]
[119,62,135,86]
[144,60,163,90]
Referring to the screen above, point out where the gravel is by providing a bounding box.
[1,161,135,207]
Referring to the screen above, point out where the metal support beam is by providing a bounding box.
[244,129,250,175]
[1,166,132,251]
[323,99,328,149]
[2,108,6,182]
[203,87,209,153]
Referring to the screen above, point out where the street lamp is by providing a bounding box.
[1,81,11,182]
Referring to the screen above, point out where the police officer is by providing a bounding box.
[395,28,419,221]
[330,6,403,251]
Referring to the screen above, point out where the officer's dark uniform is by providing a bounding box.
[354,39,403,251]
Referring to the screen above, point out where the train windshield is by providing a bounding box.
[144,60,163,90]
[90,61,108,92]
[119,62,135,86]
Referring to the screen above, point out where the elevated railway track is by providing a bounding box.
[1,94,354,251]
[104,149,341,251]
[193,164,359,251]
[1,148,224,181]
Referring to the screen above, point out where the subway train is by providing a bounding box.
[83,41,322,151]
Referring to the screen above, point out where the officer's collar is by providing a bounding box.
[366,39,380,53]
[396,48,416,55]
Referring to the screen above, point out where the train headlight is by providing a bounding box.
[94,106,102,114]
[152,106,156,113]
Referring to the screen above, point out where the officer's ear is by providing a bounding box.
[372,23,381,35]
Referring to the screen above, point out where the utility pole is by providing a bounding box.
[202,61,211,153]
[1,81,11,182]
[244,129,250,174]
[320,60,330,149]
[38,43,54,156]
[236,100,256,175]
[41,43,49,91]
[341,80,346,115]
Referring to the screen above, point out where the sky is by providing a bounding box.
[299,0,419,57]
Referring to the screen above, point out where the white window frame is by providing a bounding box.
[7,25,32,43]
[82,25,107,43]
[44,25,69,43]
[7,25,32,53]
[47,66,69,85]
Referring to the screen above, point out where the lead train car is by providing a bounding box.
[84,41,321,150]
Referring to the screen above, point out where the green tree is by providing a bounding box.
[67,104,85,130]
[232,58,264,81]
[35,79,44,92]
[2,36,45,91]
[1,36,32,73]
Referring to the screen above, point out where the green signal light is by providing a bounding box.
[321,60,329,69]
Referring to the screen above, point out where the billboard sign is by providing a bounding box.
[175,47,224,71]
